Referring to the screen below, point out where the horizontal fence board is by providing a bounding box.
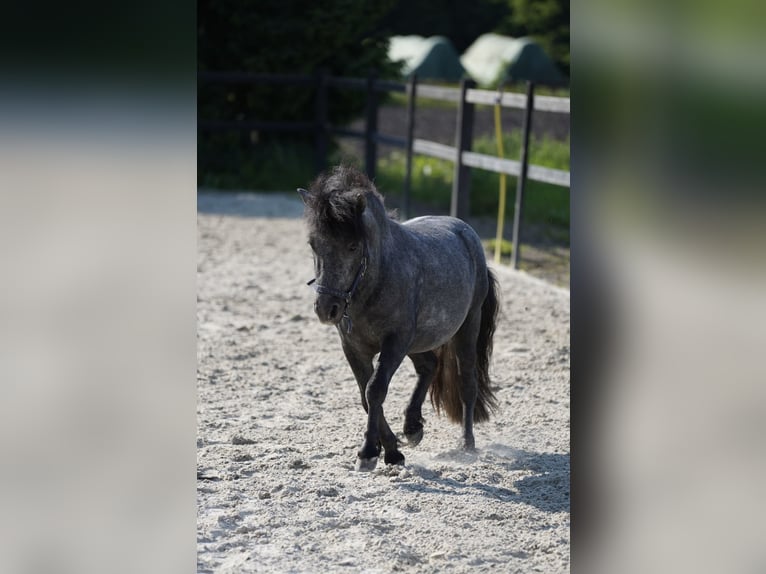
[416,85,462,103]
[198,71,315,86]
[375,80,406,93]
[200,72,570,113]
[466,88,570,114]
[331,127,365,139]
[199,120,314,133]
[535,96,569,114]
[199,72,571,189]
[327,77,366,90]
[461,151,569,188]
[375,133,407,147]
[466,89,527,109]
[462,151,522,176]
[412,139,458,161]
[533,95,570,113]
[527,164,570,187]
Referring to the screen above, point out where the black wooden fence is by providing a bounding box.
[198,71,570,268]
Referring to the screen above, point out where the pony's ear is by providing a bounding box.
[297,188,310,204]
[355,192,367,214]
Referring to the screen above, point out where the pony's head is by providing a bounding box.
[299,166,381,326]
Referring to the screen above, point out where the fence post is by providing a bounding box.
[402,74,418,220]
[451,78,476,220]
[511,81,535,270]
[314,69,329,174]
[364,71,379,181]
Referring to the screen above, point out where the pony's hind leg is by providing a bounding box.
[453,308,482,451]
[404,351,437,446]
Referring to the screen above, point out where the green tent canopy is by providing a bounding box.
[460,33,568,87]
[388,35,467,83]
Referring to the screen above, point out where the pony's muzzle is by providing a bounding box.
[314,295,344,325]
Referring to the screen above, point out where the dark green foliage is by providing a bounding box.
[496,0,569,77]
[198,1,569,189]
[377,0,568,78]
[377,0,509,52]
[199,0,400,125]
[198,136,317,190]
[199,0,400,184]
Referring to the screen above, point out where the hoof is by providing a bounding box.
[384,450,405,466]
[355,457,379,472]
[404,427,424,447]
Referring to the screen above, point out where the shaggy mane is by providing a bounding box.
[303,165,385,239]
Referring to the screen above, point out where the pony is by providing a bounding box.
[299,165,499,471]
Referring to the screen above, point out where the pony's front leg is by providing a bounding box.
[341,341,373,414]
[342,340,403,468]
[378,412,404,466]
[356,337,408,471]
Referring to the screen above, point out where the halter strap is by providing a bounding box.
[306,244,368,332]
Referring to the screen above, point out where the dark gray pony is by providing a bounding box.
[299,165,499,471]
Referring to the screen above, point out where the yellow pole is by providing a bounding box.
[493,99,506,264]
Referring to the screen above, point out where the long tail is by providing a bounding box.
[474,269,500,421]
[430,269,500,423]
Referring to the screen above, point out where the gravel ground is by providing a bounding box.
[197,191,570,573]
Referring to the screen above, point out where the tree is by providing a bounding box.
[198,0,400,186]
[377,0,509,53]
[497,0,569,76]
[199,0,399,128]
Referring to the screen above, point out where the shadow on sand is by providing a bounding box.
[197,190,304,219]
[398,445,569,514]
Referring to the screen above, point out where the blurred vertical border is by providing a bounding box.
[572,0,766,572]
[0,1,196,573]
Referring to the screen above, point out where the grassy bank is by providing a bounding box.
[375,131,570,228]
[199,130,570,233]
[199,138,317,191]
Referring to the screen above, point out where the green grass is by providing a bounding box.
[199,129,570,232]
[199,139,317,190]
[376,130,570,228]
[483,238,514,258]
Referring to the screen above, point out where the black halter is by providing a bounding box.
[307,244,368,333]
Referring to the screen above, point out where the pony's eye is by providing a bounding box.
[349,243,358,252]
